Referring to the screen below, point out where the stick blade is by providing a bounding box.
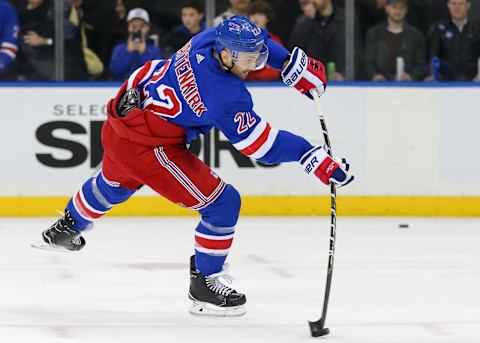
[308,319,330,337]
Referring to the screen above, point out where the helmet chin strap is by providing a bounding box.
[222,60,235,72]
[215,50,235,72]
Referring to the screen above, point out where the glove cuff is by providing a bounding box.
[300,146,329,175]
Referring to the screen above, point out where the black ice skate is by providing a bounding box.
[188,255,246,317]
[31,211,86,252]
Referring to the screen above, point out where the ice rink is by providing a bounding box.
[1,216,479,343]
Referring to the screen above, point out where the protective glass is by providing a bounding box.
[232,44,269,71]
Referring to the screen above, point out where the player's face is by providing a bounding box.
[181,7,204,32]
[385,2,407,23]
[221,50,257,79]
[234,52,261,78]
[447,0,471,21]
[222,48,269,79]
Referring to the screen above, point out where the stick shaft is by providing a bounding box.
[310,89,337,329]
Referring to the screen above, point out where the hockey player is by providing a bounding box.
[34,16,354,316]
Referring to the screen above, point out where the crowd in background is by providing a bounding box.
[0,0,479,82]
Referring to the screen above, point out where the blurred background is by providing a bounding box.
[1,0,479,83]
[0,0,479,218]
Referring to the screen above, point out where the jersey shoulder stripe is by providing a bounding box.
[127,59,164,89]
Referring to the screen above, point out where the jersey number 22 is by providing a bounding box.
[234,111,256,134]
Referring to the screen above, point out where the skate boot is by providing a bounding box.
[188,255,246,317]
[31,211,86,251]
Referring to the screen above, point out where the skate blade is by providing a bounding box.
[189,298,246,317]
[31,240,72,252]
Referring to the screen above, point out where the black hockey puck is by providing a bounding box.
[398,223,409,228]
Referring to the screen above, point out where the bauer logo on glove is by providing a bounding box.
[282,51,307,86]
[281,47,327,99]
[300,146,354,187]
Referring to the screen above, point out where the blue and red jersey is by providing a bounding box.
[0,0,19,72]
[124,28,313,164]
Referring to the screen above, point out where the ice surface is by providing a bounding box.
[0,216,479,343]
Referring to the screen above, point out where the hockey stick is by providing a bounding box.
[308,89,337,337]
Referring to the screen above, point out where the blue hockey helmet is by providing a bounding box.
[214,16,269,70]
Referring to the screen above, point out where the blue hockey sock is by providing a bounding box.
[66,171,136,231]
[195,220,236,275]
[194,184,241,275]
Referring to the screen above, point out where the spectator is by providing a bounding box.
[17,0,54,81]
[363,0,427,81]
[68,0,104,79]
[82,0,126,78]
[213,0,251,26]
[354,0,388,38]
[112,0,128,50]
[249,0,282,42]
[0,0,19,80]
[407,0,448,35]
[162,0,205,58]
[426,0,480,81]
[472,0,480,24]
[333,0,392,38]
[247,0,282,81]
[289,0,362,81]
[120,0,169,48]
[116,0,127,21]
[16,0,89,81]
[109,8,162,81]
[298,0,316,19]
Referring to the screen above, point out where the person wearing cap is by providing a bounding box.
[109,7,162,81]
[363,0,428,81]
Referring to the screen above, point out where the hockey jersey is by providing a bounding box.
[124,28,313,165]
[0,0,19,72]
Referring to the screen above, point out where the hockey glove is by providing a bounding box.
[300,146,354,187]
[117,87,141,117]
[281,47,327,99]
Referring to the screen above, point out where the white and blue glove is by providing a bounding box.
[300,146,354,187]
[281,47,327,99]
